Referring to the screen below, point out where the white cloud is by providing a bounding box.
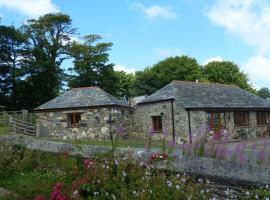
[155,48,181,58]
[0,0,59,18]
[114,64,136,74]
[132,3,177,20]
[242,55,270,88]
[207,0,270,55]
[203,56,223,65]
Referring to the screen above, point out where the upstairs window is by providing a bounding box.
[152,116,162,132]
[68,113,81,128]
[257,111,270,125]
[234,111,249,127]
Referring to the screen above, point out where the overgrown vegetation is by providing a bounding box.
[0,142,270,200]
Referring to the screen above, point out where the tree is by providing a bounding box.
[114,71,135,99]
[0,25,27,110]
[203,61,254,92]
[258,88,270,99]
[68,35,118,95]
[133,55,203,95]
[21,13,76,110]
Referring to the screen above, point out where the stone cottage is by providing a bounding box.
[34,86,131,139]
[133,81,270,142]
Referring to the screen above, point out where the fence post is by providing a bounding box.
[3,111,6,127]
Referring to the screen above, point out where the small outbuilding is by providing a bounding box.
[133,81,270,142]
[34,86,131,139]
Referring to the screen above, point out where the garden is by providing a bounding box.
[1,127,270,200]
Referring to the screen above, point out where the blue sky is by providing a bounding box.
[0,0,270,88]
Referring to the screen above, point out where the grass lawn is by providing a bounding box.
[0,127,9,135]
[42,136,163,149]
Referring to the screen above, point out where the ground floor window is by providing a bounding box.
[206,112,226,131]
[257,111,270,125]
[151,116,162,132]
[67,113,81,127]
[234,111,249,127]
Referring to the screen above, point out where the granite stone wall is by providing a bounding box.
[36,107,132,139]
[132,101,270,142]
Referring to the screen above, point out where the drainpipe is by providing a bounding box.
[187,109,192,143]
[171,99,175,142]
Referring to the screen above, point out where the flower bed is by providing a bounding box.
[0,142,270,199]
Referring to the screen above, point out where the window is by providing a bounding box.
[152,116,162,132]
[68,113,81,127]
[234,111,249,127]
[206,112,226,130]
[257,111,270,125]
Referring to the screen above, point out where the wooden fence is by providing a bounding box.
[0,111,36,136]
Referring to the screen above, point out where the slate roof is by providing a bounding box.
[138,81,270,109]
[34,86,129,111]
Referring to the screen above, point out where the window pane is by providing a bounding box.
[234,111,249,127]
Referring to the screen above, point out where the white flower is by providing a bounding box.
[265,197,269,200]
[133,190,137,195]
[176,185,180,190]
[122,171,127,177]
[166,180,173,187]
[73,190,78,196]
[266,184,269,189]
[114,160,119,165]
[176,173,180,178]
[246,191,250,195]
[198,178,202,183]
[255,195,259,199]
[200,189,204,194]
[181,178,186,183]
[112,194,116,200]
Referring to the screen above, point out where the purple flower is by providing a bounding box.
[169,140,176,147]
[162,128,168,136]
[239,154,247,165]
[148,128,155,136]
[116,127,124,134]
[204,145,209,157]
[251,143,256,151]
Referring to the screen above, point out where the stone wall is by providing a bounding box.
[133,101,270,142]
[36,107,132,139]
[132,100,191,142]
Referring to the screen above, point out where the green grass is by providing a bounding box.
[42,137,162,148]
[0,127,9,135]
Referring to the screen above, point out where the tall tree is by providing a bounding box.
[114,71,135,99]
[21,13,76,109]
[258,87,270,99]
[133,55,203,95]
[68,35,118,95]
[0,25,27,110]
[203,61,254,92]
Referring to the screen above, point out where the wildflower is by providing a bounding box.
[255,195,259,199]
[122,171,127,177]
[239,154,247,165]
[266,197,269,200]
[181,178,186,183]
[35,196,45,200]
[251,143,257,151]
[266,184,269,189]
[83,159,96,169]
[198,178,202,183]
[162,128,168,136]
[133,190,137,195]
[112,194,116,200]
[166,180,173,187]
[176,173,180,178]
[116,127,124,134]
[169,140,176,147]
[148,128,155,136]
[176,185,180,190]
[246,191,250,195]
[114,159,119,165]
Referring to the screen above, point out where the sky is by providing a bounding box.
[0,0,270,89]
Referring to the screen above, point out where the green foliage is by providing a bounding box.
[68,35,119,95]
[0,25,28,110]
[258,87,270,99]
[203,61,255,92]
[133,55,203,95]
[20,13,76,110]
